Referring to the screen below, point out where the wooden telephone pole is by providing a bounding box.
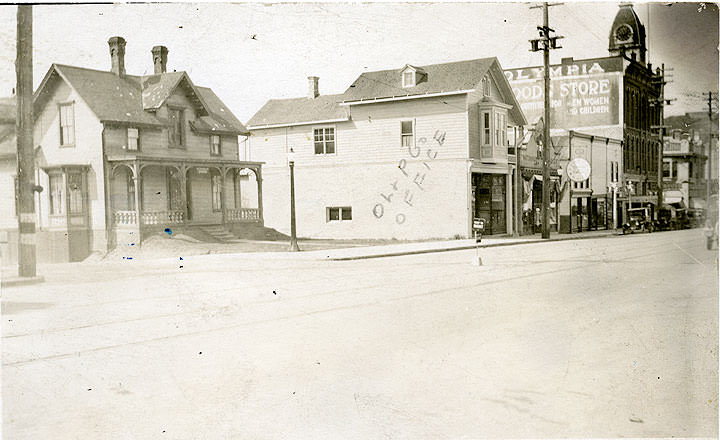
[16,5,37,277]
[530,2,563,239]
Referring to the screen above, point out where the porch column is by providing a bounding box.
[133,162,142,226]
[256,167,264,225]
[180,165,188,222]
[220,167,227,225]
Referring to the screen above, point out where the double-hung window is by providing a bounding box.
[127,128,139,151]
[210,135,221,156]
[401,121,414,147]
[59,103,75,146]
[481,111,491,145]
[168,108,185,147]
[492,113,506,147]
[314,127,335,155]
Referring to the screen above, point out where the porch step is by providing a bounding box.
[199,226,240,243]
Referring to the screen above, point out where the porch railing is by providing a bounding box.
[114,210,184,225]
[142,211,185,225]
[226,208,260,222]
[114,210,138,225]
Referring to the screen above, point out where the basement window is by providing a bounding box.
[327,206,352,222]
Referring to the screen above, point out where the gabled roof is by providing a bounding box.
[141,71,210,116]
[342,58,496,102]
[247,94,348,129]
[33,64,247,134]
[192,86,248,135]
[35,64,162,126]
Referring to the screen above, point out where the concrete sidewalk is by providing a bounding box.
[308,229,621,261]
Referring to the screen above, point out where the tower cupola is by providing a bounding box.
[608,3,647,64]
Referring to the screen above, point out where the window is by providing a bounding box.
[482,76,490,97]
[127,128,139,151]
[671,161,678,180]
[495,113,506,146]
[327,206,352,222]
[67,172,83,214]
[168,108,185,147]
[401,121,414,147]
[210,135,221,156]
[314,127,335,154]
[482,112,491,145]
[211,173,222,211]
[402,71,414,88]
[59,103,75,146]
[49,174,63,215]
[663,161,671,178]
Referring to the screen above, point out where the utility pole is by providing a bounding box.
[650,64,673,217]
[530,2,563,239]
[16,5,37,278]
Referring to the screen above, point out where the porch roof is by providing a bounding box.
[106,154,263,169]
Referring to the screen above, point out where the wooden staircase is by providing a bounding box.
[199,225,240,243]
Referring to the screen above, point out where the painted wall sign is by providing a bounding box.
[505,58,623,128]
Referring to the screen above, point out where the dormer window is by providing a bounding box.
[402,70,415,88]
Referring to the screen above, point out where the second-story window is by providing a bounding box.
[482,111,491,145]
[168,108,185,147]
[495,113,506,146]
[210,135,221,156]
[59,103,75,146]
[401,121,414,147]
[127,128,139,151]
[314,127,335,154]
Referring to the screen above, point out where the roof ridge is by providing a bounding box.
[363,57,495,75]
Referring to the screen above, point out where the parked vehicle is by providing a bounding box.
[623,207,655,234]
[657,205,691,231]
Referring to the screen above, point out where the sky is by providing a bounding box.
[0,2,717,121]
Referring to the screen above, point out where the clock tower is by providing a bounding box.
[608,3,647,65]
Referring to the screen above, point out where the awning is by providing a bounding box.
[663,190,684,205]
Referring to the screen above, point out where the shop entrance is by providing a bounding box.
[472,173,506,235]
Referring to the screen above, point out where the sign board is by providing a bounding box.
[566,158,591,182]
[473,218,485,231]
[505,57,623,129]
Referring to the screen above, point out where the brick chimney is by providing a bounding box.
[308,76,319,99]
[152,46,168,74]
[108,36,126,76]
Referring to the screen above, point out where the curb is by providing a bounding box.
[326,231,620,261]
[1,275,45,288]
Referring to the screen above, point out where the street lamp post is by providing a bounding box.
[608,182,618,231]
[288,147,300,252]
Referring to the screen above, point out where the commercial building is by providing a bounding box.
[247,58,526,240]
[505,4,664,229]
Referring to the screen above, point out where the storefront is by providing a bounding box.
[472,173,507,235]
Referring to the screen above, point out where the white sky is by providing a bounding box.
[0,2,717,121]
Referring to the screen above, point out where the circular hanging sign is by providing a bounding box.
[566,158,591,182]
